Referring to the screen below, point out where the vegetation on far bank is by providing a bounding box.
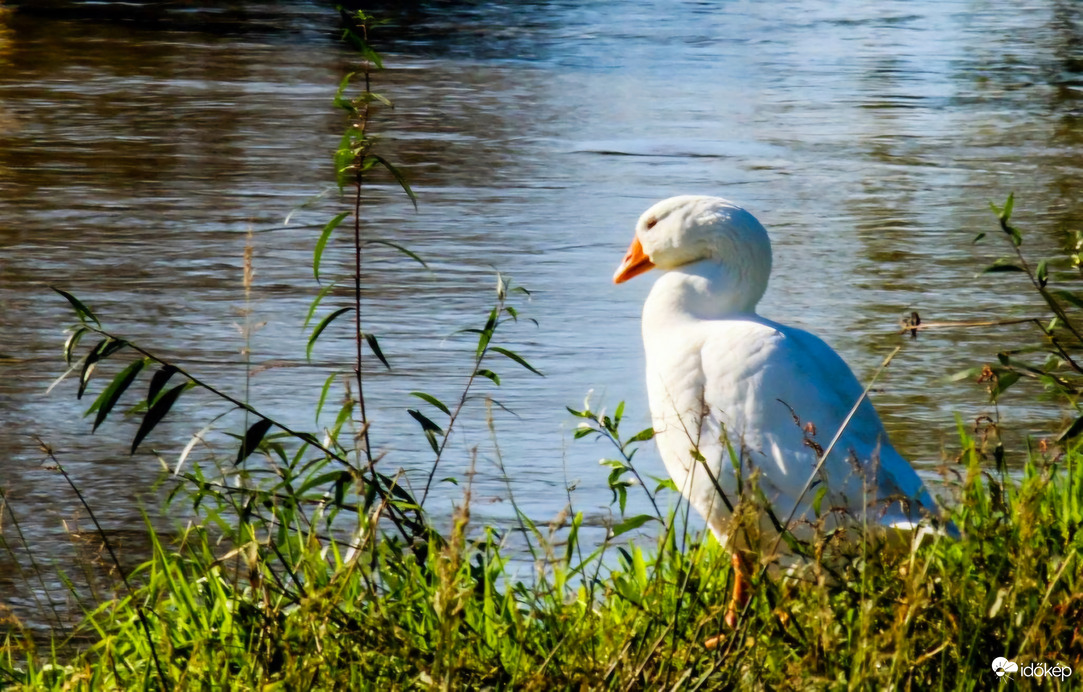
[2,11,1083,691]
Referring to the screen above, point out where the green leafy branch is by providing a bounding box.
[968,195,1083,441]
[51,288,429,542]
[566,394,665,526]
[417,275,543,507]
[302,10,419,478]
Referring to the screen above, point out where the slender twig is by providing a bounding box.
[0,487,66,629]
[903,317,1037,330]
[600,424,664,520]
[1000,212,1083,348]
[766,346,903,560]
[420,367,481,508]
[35,439,172,692]
[353,177,374,468]
[67,327,426,540]
[419,305,512,507]
[350,17,376,474]
[986,208,1083,376]
[1018,547,1077,653]
[908,315,1083,376]
[486,398,540,564]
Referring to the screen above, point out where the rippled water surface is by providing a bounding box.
[1,0,1081,625]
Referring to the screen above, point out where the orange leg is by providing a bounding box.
[705,552,751,649]
[725,551,751,628]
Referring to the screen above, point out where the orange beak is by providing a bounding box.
[613,236,655,284]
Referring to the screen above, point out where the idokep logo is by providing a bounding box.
[992,658,1018,678]
[992,656,1072,681]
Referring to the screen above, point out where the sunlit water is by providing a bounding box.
[1,1,1081,627]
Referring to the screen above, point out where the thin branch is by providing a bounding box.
[36,439,172,692]
[72,326,427,540]
[767,346,903,559]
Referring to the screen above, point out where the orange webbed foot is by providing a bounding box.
[704,552,751,649]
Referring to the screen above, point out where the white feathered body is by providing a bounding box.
[642,261,938,545]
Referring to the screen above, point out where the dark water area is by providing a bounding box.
[1,0,1081,629]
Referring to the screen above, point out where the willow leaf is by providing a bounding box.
[314,212,351,283]
[236,418,274,466]
[52,287,101,327]
[368,154,417,209]
[490,347,543,376]
[131,382,190,454]
[410,391,450,416]
[90,358,147,432]
[363,332,391,369]
[307,307,352,361]
[365,239,428,268]
[148,365,180,404]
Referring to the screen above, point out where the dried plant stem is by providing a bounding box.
[35,439,171,692]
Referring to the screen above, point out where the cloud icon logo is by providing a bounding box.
[992,657,1019,677]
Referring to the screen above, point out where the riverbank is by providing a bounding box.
[3,417,1081,688]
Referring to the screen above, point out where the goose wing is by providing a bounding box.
[647,316,940,534]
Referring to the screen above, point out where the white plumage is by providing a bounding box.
[614,195,952,554]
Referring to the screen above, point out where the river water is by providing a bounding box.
[0,1,1080,627]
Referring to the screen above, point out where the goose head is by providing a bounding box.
[613,195,773,314]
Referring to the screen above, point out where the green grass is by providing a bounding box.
[3,413,1081,690]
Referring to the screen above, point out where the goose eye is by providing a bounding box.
[645,217,658,230]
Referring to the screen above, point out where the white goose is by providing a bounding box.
[613,195,953,628]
